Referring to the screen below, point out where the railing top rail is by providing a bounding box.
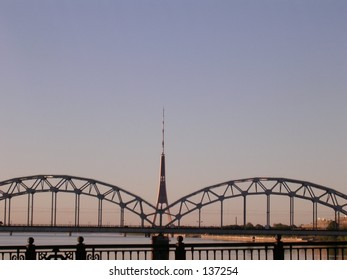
[1,240,347,251]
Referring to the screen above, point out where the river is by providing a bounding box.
[0,232,223,246]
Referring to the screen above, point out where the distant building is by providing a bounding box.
[301,216,347,229]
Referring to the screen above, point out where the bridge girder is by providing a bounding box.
[0,175,156,227]
[163,177,347,227]
[1,176,347,228]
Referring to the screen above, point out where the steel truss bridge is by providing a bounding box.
[1,175,347,229]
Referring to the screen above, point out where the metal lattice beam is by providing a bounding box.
[0,175,156,227]
[164,177,347,227]
[1,176,347,228]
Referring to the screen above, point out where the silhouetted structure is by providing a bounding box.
[273,234,284,260]
[25,237,36,260]
[153,109,172,226]
[175,235,186,260]
[76,236,86,260]
[151,233,169,260]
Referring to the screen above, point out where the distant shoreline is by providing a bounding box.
[199,234,304,242]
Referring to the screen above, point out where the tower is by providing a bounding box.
[153,109,172,226]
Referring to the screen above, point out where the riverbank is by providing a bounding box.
[200,234,304,242]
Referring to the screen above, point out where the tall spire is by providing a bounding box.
[162,107,165,154]
[153,108,172,226]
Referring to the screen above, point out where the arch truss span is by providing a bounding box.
[0,175,157,227]
[164,177,347,228]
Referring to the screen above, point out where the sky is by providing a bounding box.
[0,0,346,226]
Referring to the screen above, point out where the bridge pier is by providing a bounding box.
[27,193,34,226]
[335,211,341,228]
[198,208,202,228]
[220,200,224,228]
[98,198,103,227]
[243,194,247,227]
[266,195,270,229]
[290,196,294,227]
[120,206,125,227]
[74,193,80,227]
[4,198,11,226]
[312,201,318,230]
[50,191,57,226]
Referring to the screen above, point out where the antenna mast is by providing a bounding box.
[162,108,165,154]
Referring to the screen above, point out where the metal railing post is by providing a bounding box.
[25,237,36,260]
[175,236,186,260]
[76,236,86,260]
[152,233,169,260]
[273,234,284,260]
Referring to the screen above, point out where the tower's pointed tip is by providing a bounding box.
[162,107,165,154]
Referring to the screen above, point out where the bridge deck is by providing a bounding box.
[1,225,347,236]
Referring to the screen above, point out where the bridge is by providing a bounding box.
[1,225,347,238]
[1,175,347,231]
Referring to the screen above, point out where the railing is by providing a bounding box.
[0,236,346,260]
[285,241,347,260]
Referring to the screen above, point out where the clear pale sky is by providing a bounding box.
[1,1,346,225]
